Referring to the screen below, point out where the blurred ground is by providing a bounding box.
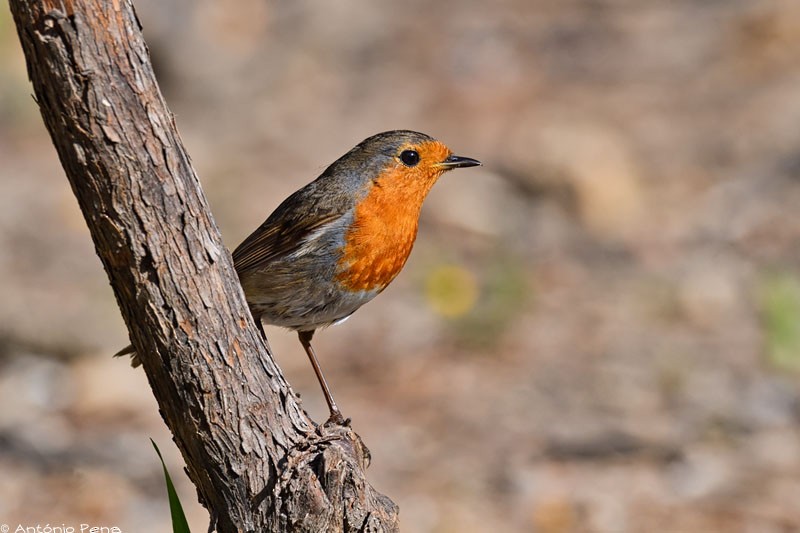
[2,1,800,531]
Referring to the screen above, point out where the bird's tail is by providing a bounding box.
[114,344,143,367]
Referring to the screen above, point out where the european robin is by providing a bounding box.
[118,130,481,424]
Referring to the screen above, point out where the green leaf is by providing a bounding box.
[759,272,800,373]
[151,438,192,533]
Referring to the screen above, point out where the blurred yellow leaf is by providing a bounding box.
[425,264,479,318]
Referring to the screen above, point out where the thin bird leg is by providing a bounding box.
[298,330,344,424]
[252,312,273,353]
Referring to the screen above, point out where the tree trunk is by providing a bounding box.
[9,1,399,531]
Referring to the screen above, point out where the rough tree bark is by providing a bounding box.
[9,1,399,531]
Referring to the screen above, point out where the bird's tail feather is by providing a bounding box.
[113,344,142,367]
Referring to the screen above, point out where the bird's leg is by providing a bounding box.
[253,313,273,353]
[298,330,345,425]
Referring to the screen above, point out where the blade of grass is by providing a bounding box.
[151,438,192,533]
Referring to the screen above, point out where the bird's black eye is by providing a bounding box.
[400,149,420,166]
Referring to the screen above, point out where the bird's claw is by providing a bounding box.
[324,411,349,427]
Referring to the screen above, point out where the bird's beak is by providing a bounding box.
[437,154,482,169]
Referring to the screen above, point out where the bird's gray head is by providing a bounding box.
[320,130,479,190]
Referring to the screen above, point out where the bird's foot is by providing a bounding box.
[323,410,349,428]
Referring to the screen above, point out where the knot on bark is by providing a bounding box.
[261,424,398,533]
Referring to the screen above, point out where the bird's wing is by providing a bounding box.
[231,182,353,274]
[232,213,342,274]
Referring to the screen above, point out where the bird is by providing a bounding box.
[117,130,481,424]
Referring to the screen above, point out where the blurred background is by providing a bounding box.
[2,0,800,531]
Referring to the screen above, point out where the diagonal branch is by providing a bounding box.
[9,0,398,531]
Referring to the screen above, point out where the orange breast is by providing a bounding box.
[335,154,446,292]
